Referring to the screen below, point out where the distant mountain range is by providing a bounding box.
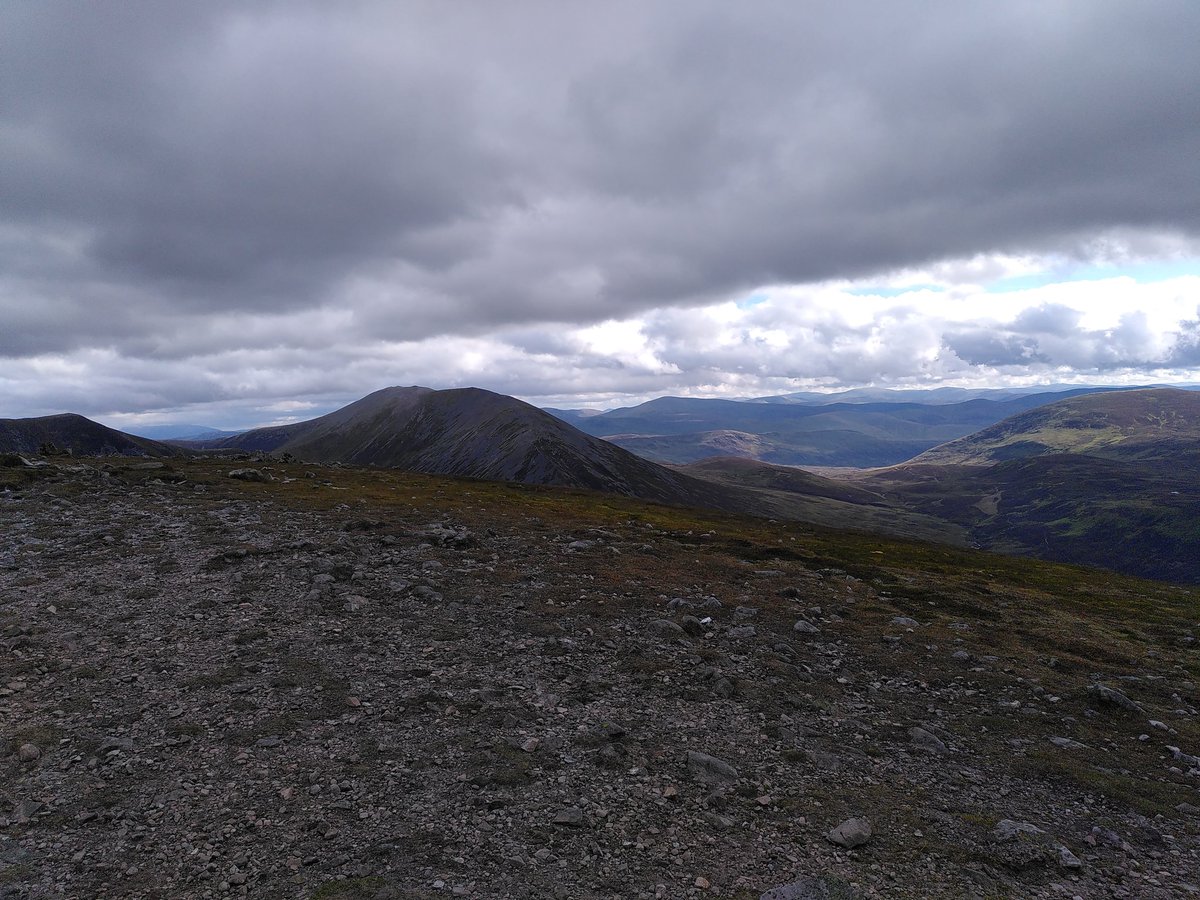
[3,385,1197,582]
[553,387,1132,467]
[127,424,244,442]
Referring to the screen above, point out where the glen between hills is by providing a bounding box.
[690,388,1200,584]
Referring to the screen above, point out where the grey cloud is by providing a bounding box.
[943,332,1050,367]
[2,1,1200,416]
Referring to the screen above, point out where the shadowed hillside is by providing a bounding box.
[0,413,177,459]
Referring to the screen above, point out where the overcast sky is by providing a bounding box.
[3,1,1199,428]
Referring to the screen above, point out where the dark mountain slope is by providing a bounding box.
[0,413,177,458]
[197,386,742,509]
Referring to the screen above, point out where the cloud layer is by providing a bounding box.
[2,2,1199,424]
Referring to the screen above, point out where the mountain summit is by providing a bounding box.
[197,386,735,507]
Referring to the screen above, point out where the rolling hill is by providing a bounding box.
[855,389,1200,582]
[0,413,177,459]
[912,388,1200,465]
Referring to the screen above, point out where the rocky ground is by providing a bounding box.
[2,457,1198,899]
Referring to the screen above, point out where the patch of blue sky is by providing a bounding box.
[988,258,1200,293]
[845,284,945,297]
[736,291,770,309]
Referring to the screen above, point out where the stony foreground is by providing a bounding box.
[1,458,1198,899]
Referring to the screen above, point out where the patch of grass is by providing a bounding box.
[1027,749,1190,817]
[310,877,387,899]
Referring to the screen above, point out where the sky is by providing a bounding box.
[2,1,1199,430]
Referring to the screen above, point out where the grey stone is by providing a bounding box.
[1169,746,1200,768]
[726,625,757,640]
[793,619,820,634]
[228,468,271,483]
[16,743,41,763]
[994,819,1044,842]
[891,616,920,628]
[686,750,739,782]
[909,726,947,754]
[825,816,872,848]
[553,806,584,826]
[710,676,736,699]
[1057,845,1083,869]
[646,619,686,639]
[1089,684,1146,715]
[680,615,705,636]
[97,736,134,756]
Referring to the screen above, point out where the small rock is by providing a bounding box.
[891,616,920,628]
[793,619,820,635]
[227,468,271,483]
[646,619,686,639]
[686,750,739,782]
[994,819,1044,842]
[909,726,947,755]
[97,736,134,756]
[826,817,872,849]
[726,625,756,641]
[1057,845,1083,869]
[553,806,584,826]
[1168,745,1200,768]
[1089,684,1146,715]
[16,743,41,763]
